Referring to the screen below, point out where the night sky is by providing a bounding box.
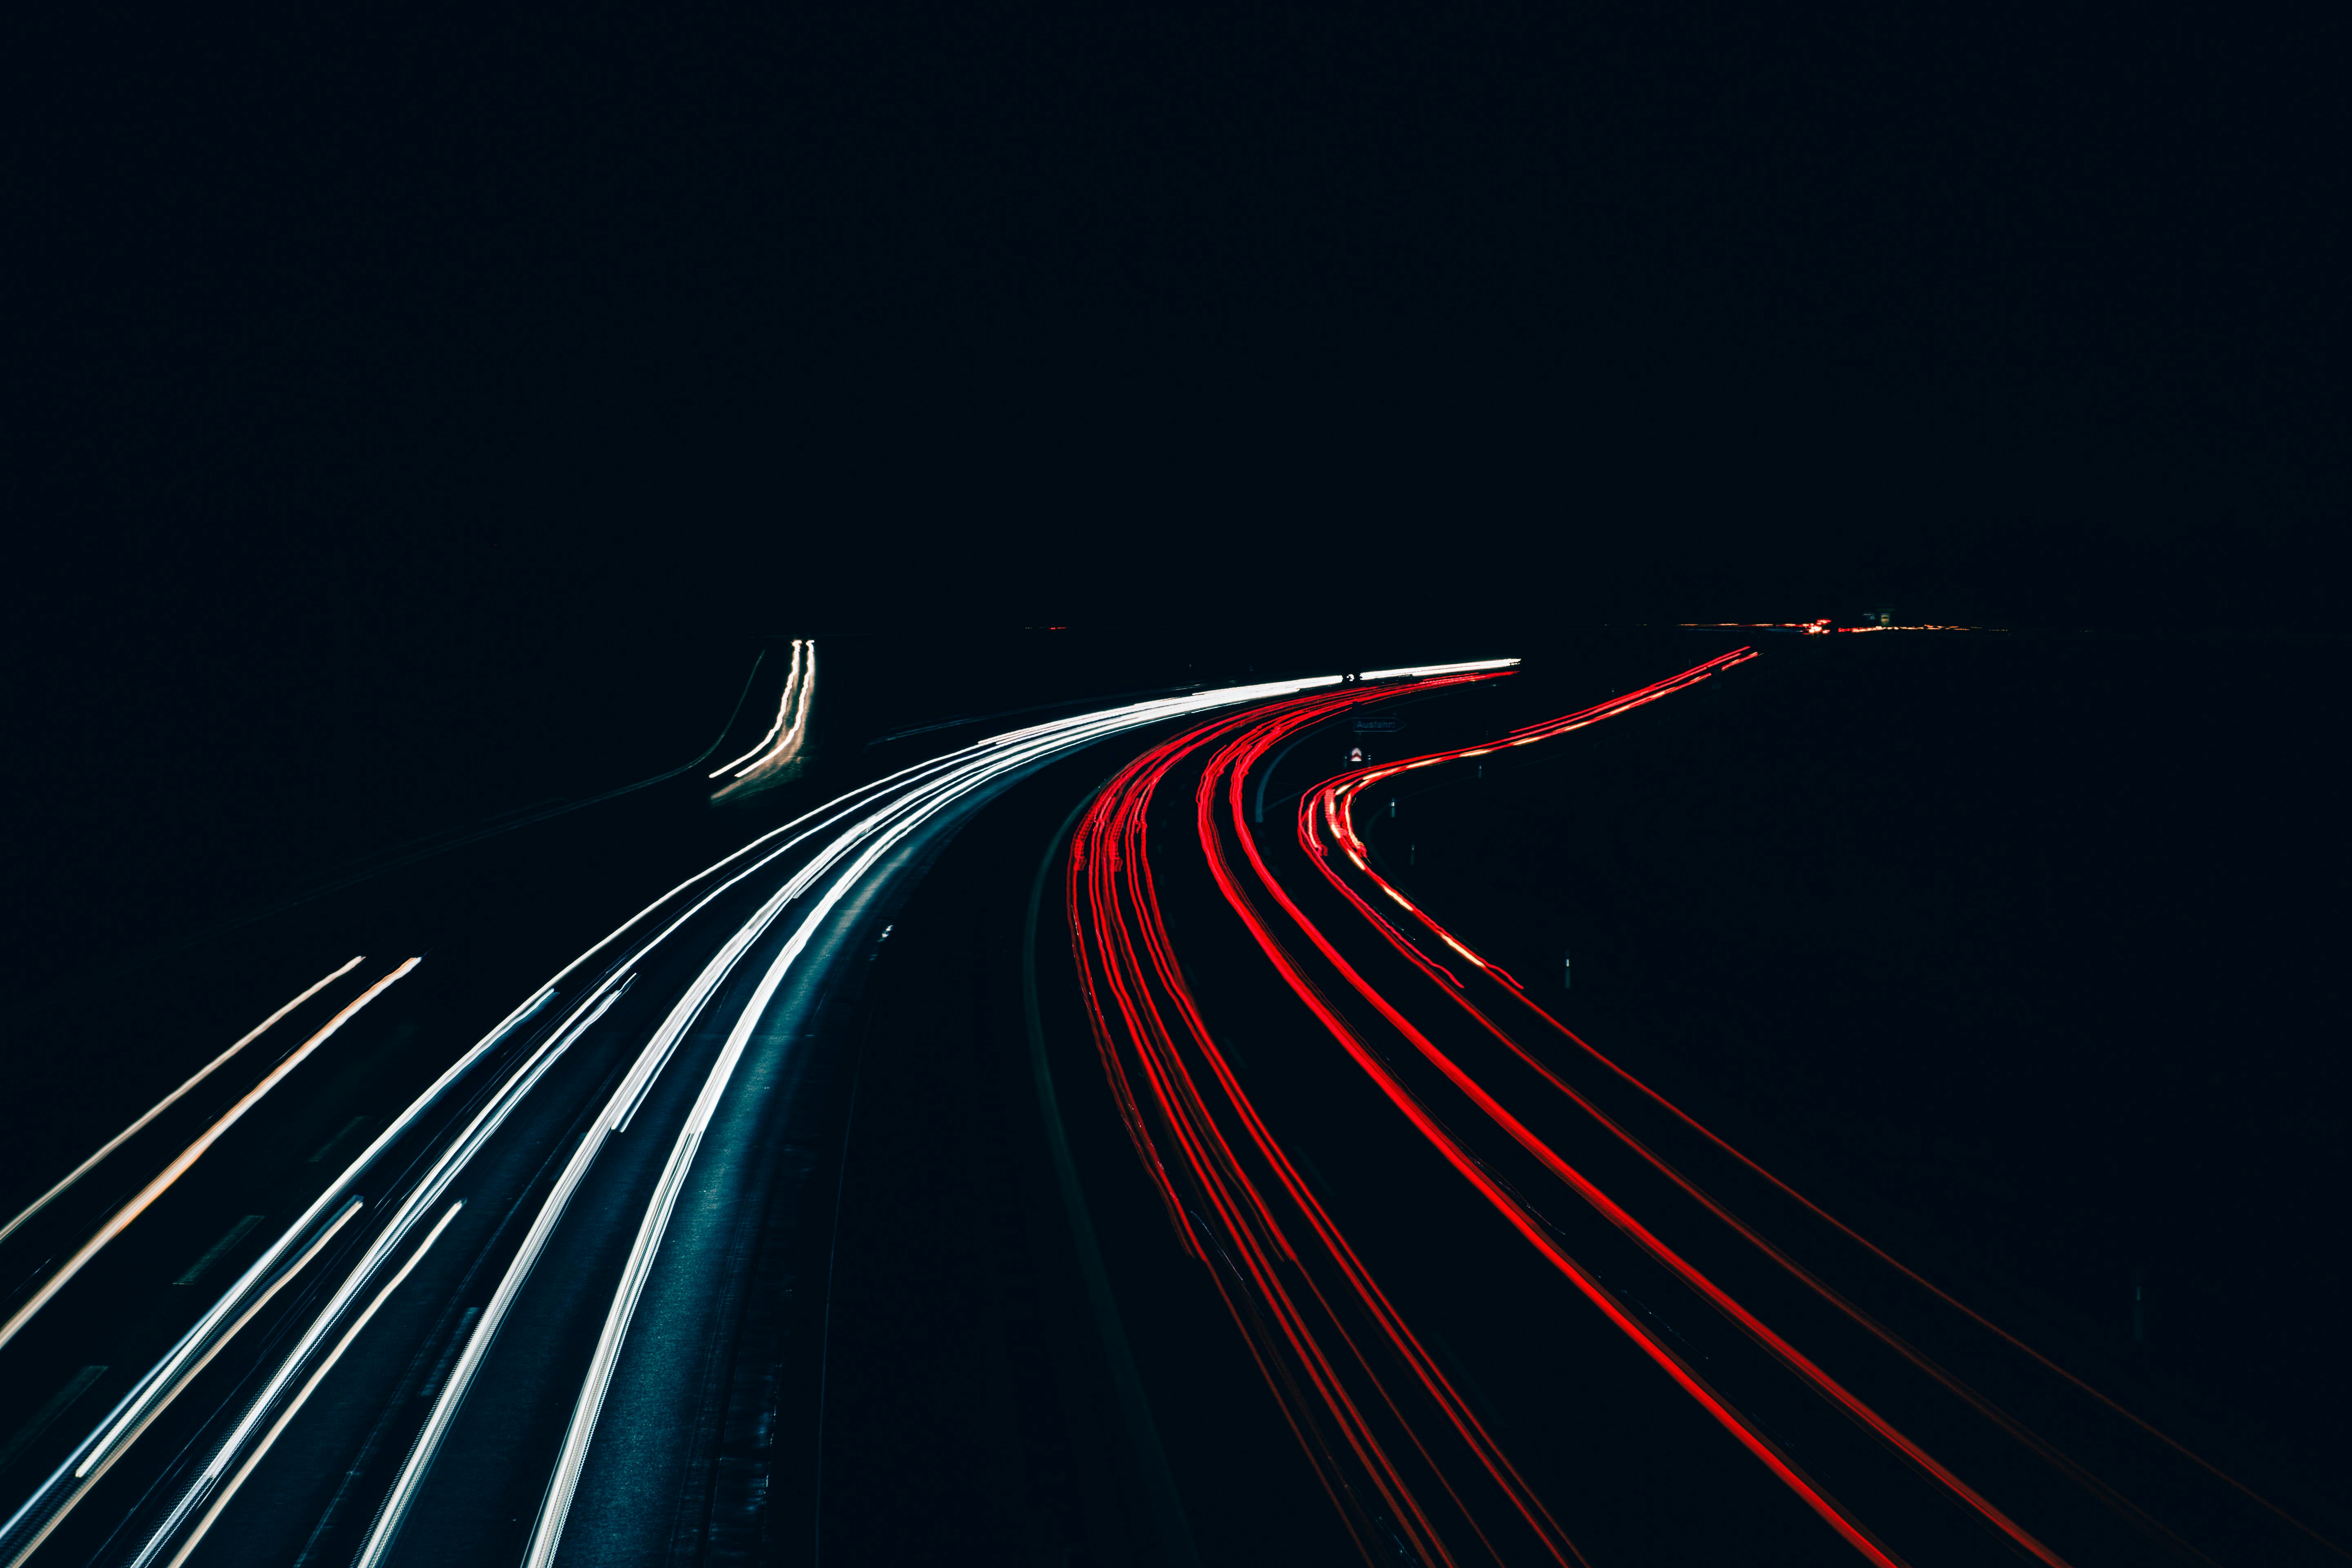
[14,4,2336,637]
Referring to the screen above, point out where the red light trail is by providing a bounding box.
[1071,650,2341,1564]
[1072,675,1588,1568]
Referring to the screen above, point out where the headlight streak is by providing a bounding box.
[709,639,804,777]
[0,1199,364,1568]
[0,984,556,1568]
[147,1202,465,1568]
[1071,673,1591,1568]
[346,668,1366,1568]
[713,638,817,795]
[0,958,422,1357]
[124,984,635,1568]
[4,668,1427,1568]
[12,751,1045,1560]
[38,741,1106,1553]
[531,688,1274,1565]
[1288,659,2345,1561]
[1203,664,2079,1567]
[0,957,367,1250]
[1355,659,1521,682]
[759,640,820,775]
[355,901,834,1568]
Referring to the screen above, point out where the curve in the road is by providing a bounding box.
[12,666,1542,1568]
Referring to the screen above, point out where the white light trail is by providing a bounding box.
[75,756,1009,1566]
[709,640,804,778]
[714,641,818,795]
[373,669,1371,1568]
[0,1199,362,1568]
[1356,657,1521,681]
[740,641,816,777]
[0,984,553,1568]
[115,982,635,1568]
[518,666,1526,1568]
[0,957,365,1248]
[352,992,710,1568]
[41,659,1499,1568]
[0,959,420,1355]
[150,1202,465,1568]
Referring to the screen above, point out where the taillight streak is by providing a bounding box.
[1283,651,2333,1559]
[1072,678,1590,1568]
[1191,677,1914,1568]
[1217,654,2069,1561]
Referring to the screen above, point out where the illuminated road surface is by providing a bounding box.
[4,648,2336,1568]
[2,666,1515,1568]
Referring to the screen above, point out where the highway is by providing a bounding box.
[0,638,2340,1567]
[1067,647,2348,1567]
[0,659,1477,1568]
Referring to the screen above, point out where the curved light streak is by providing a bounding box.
[113,983,634,1568]
[739,639,817,778]
[4,659,1519,1568]
[0,957,366,1249]
[1356,658,1520,681]
[1218,722,2062,1565]
[360,665,1379,1568]
[1289,658,2341,1562]
[1069,672,1589,1568]
[0,1199,362,1568]
[710,639,817,797]
[526,676,1279,1565]
[0,979,554,1568]
[709,639,806,778]
[102,732,1085,1568]
[0,958,421,1356]
[149,1201,464,1568]
[1146,665,1931,1563]
[4,753,1010,1561]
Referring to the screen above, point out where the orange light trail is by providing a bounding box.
[0,956,365,1248]
[0,958,421,1354]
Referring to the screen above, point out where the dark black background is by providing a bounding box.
[9,0,2340,1016]
[14,1,2339,615]
[2,9,2341,1552]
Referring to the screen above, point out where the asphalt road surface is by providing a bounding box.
[0,662,1463,1568]
[2,634,2342,1568]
